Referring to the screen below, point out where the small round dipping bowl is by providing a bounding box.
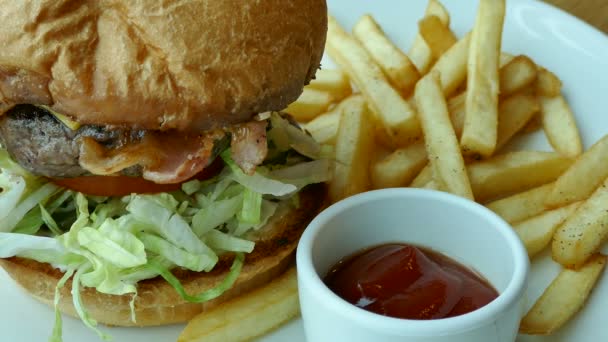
[296,188,529,342]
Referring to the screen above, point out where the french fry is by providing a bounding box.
[308,69,352,100]
[536,67,563,97]
[540,95,583,158]
[499,55,538,97]
[329,95,375,202]
[371,142,427,189]
[327,16,420,147]
[429,32,472,97]
[447,91,466,138]
[514,202,581,258]
[303,109,340,145]
[415,73,473,200]
[284,88,335,122]
[423,179,441,190]
[304,95,364,145]
[409,0,450,74]
[450,93,539,150]
[461,0,506,158]
[178,268,300,342]
[546,134,608,208]
[520,254,607,335]
[499,52,515,67]
[552,177,608,269]
[521,114,543,133]
[495,94,540,151]
[467,151,573,202]
[410,164,433,188]
[353,15,420,96]
[449,57,537,137]
[486,182,555,224]
[418,15,458,60]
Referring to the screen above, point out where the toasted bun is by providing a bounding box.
[0,185,326,327]
[0,0,327,131]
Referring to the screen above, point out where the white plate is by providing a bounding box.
[2,0,608,341]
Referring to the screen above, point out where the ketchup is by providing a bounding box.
[324,244,498,320]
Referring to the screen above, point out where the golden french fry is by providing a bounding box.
[447,91,466,138]
[418,15,458,60]
[540,95,583,158]
[284,88,335,122]
[450,93,539,150]
[499,55,538,97]
[409,0,450,74]
[329,95,375,202]
[467,151,573,202]
[423,179,441,190]
[536,67,563,97]
[327,16,420,147]
[461,0,506,158]
[514,202,580,258]
[551,177,608,269]
[178,268,300,342]
[499,52,515,67]
[410,164,433,188]
[450,57,537,138]
[546,134,608,208]
[415,73,473,200]
[353,15,420,96]
[495,94,540,151]
[521,114,543,133]
[308,69,352,99]
[304,95,363,145]
[371,142,427,189]
[303,109,340,145]
[520,254,607,335]
[429,32,472,97]
[486,182,555,224]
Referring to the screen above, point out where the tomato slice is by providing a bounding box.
[50,158,224,196]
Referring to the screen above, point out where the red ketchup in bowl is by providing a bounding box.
[324,244,499,320]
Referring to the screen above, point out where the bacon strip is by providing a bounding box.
[230,121,268,175]
[78,120,268,184]
[79,130,225,184]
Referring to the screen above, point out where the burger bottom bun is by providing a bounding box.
[0,185,326,327]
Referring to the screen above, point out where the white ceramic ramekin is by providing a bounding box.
[296,188,529,342]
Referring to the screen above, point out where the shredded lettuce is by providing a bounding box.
[50,268,76,342]
[139,233,215,272]
[0,173,25,222]
[71,266,112,341]
[149,253,245,303]
[40,205,63,236]
[268,112,321,159]
[77,224,146,268]
[221,151,297,196]
[0,182,59,232]
[270,159,333,190]
[192,195,242,236]
[239,188,263,224]
[0,233,66,259]
[78,251,136,296]
[127,195,217,259]
[204,230,254,253]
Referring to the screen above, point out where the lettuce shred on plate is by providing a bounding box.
[0,112,332,342]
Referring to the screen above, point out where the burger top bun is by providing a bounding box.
[0,0,327,131]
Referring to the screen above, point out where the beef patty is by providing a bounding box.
[0,105,146,178]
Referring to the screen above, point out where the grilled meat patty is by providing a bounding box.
[0,105,147,178]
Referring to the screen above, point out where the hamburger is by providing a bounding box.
[0,0,329,340]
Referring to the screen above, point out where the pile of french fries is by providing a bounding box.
[305,0,607,337]
[177,0,607,340]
